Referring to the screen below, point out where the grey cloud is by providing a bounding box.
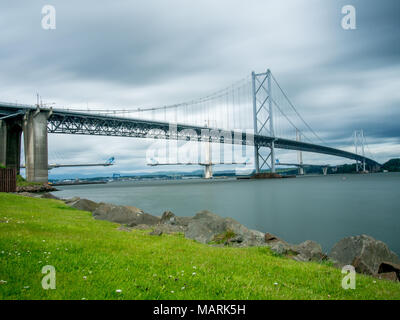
[2,0,400,176]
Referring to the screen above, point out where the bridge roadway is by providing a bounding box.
[0,103,381,176]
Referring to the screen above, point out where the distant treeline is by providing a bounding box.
[382,158,400,172]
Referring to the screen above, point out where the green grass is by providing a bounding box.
[16,175,42,187]
[0,193,399,300]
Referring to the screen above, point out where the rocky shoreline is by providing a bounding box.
[16,184,58,193]
[20,192,400,282]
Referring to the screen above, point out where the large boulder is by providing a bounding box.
[293,240,325,262]
[40,193,60,200]
[67,198,100,212]
[92,203,160,226]
[64,196,81,204]
[264,233,325,261]
[160,211,191,227]
[184,210,264,245]
[329,235,400,275]
[377,262,400,282]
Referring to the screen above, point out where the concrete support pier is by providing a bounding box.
[0,119,22,174]
[23,110,49,183]
[204,164,213,179]
[203,138,213,179]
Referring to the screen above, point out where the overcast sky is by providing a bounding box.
[1,0,399,178]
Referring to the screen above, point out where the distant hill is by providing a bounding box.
[382,158,400,172]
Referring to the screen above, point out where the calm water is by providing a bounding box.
[55,173,400,255]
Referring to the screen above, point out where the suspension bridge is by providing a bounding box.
[0,69,380,183]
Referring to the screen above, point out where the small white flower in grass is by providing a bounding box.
[193,266,197,269]
[171,291,174,293]
[0,280,7,284]
[181,287,185,290]
[273,282,278,286]
[23,286,30,289]
[192,272,196,276]
[42,240,45,242]
[373,280,376,284]
[116,289,122,293]
[82,298,86,300]
[83,276,87,280]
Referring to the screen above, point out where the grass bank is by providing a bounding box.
[16,175,42,188]
[0,193,399,300]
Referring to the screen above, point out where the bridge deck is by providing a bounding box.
[0,103,380,167]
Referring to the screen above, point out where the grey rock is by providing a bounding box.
[264,237,325,261]
[184,210,264,246]
[64,196,81,204]
[160,211,176,224]
[269,241,291,255]
[67,198,100,213]
[40,193,60,200]
[17,192,42,198]
[329,234,400,275]
[92,203,160,226]
[117,226,132,232]
[296,240,324,261]
[130,224,153,230]
[376,272,398,282]
[264,233,281,242]
[149,229,163,236]
[378,261,400,281]
[160,211,191,227]
[293,253,311,262]
[157,224,186,234]
[228,234,244,244]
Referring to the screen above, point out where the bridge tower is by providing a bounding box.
[353,129,366,172]
[0,118,22,174]
[296,129,304,175]
[252,70,275,173]
[23,108,51,183]
[203,129,213,179]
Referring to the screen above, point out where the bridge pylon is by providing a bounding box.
[23,108,50,183]
[296,129,304,175]
[353,129,366,172]
[252,70,275,173]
